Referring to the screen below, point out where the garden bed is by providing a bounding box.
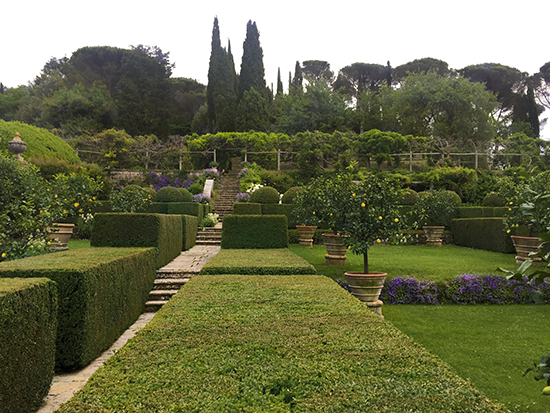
[57,275,507,412]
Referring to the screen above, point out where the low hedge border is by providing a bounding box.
[91,213,182,267]
[221,215,288,249]
[167,202,205,224]
[57,275,507,412]
[451,218,514,253]
[0,278,57,413]
[200,248,316,275]
[232,202,262,215]
[261,204,296,228]
[0,247,157,371]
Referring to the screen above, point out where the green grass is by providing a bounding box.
[289,244,517,283]
[67,239,90,249]
[384,305,550,413]
[200,248,316,275]
[57,275,507,412]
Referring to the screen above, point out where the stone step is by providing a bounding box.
[196,234,221,240]
[144,300,167,312]
[152,278,189,290]
[148,289,179,301]
[156,269,200,279]
[196,239,222,245]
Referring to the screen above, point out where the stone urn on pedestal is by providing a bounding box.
[7,132,26,161]
[322,233,347,265]
[296,225,317,247]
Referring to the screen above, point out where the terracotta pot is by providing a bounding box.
[344,271,386,317]
[511,235,541,266]
[322,233,347,265]
[296,225,317,247]
[422,226,445,247]
[48,223,75,248]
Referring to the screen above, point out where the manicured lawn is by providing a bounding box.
[289,244,517,283]
[57,275,507,412]
[67,239,91,249]
[384,305,550,413]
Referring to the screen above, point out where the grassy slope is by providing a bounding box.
[289,244,517,283]
[58,275,507,412]
[384,305,550,413]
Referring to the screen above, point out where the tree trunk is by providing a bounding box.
[363,251,369,274]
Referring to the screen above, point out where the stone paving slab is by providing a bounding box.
[37,242,221,412]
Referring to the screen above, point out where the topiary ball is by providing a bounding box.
[482,192,506,207]
[249,186,280,204]
[122,184,143,192]
[281,186,304,204]
[399,188,418,205]
[178,187,194,203]
[154,186,184,203]
[443,190,462,206]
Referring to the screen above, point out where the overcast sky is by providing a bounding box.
[3,0,549,136]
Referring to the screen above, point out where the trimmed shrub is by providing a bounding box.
[147,202,169,213]
[482,192,506,207]
[233,202,262,215]
[167,202,205,224]
[182,215,198,251]
[222,215,288,249]
[281,186,303,204]
[451,217,514,253]
[249,186,280,204]
[0,278,57,413]
[91,213,182,267]
[261,204,296,228]
[0,247,157,370]
[154,186,184,203]
[399,188,418,205]
[177,187,194,203]
[457,207,485,218]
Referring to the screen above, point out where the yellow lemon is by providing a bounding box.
[1,253,6,258]
[542,386,550,395]
[394,218,399,223]
[74,202,79,208]
[352,193,356,197]
[378,216,382,220]
[312,211,315,215]
[509,201,513,205]
[376,239,381,243]
[507,229,511,233]
[361,203,366,207]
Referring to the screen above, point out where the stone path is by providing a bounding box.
[38,242,221,412]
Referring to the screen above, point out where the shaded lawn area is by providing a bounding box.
[384,305,550,413]
[289,244,518,283]
[58,275,507,412]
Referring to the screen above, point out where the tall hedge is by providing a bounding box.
[91,213,182,267]
[167,202,205,224]
[451,218,514,253]
[233,202,262,215]
[261,204,296,228]
[0,278,57,413]
[0,248,157,371]
[222,215,288,249]
[182,215,198,251]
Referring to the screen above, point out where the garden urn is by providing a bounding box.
[422,226,445,247]
[322,233,347,265]
[296,225,317,247]
[48,223,75,249]
[510,235,541,266]
[344,272,386,317]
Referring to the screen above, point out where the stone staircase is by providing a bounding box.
[212,169,240,220]
[196,224,222,245]
[144,244,221,312]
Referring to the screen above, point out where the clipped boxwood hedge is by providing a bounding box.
[0,247,157,371]
[200,248,316,275]
[261,204,296,228]
[232,202,262,215]
[57,275,508,412]
[167,202,205,224]
[182,214,198,251]
[451,218,515,253]
[0,277,57,413]
[147,202,169,214]
[222,215,288,249]
[91,213,182,267]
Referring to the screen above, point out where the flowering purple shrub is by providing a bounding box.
[336,279,351,292]
[445,273,550,304]
[235,192,251,202]
[238,168,249,178]
[148,172,193,191]
[381,276,439,305]
[193,194,212,204]
[201,168,220,180]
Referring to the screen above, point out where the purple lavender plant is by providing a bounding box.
[235,192,251,202]
[193,194,212,204]
[380,276,439,305]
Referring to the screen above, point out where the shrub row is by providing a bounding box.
[91,213,183,267]
[182,215,198,251]
[57,274,507,412]
[148,201,210,224]
[0,278,57,413]
[233,203,296,228]
[0,247,157,371]
[200,248,316,275]
[451,218,515,253]
[221,215,288,249]
[337,274,550,305]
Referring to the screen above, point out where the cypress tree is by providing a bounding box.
[238,20,268,101]
[206,17,236,131]
[290,61,303,95]
[277,67,283,95]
